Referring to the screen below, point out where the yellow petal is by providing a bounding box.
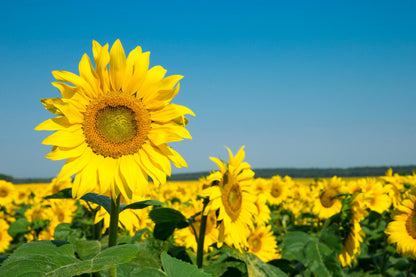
[35,116,71,131]
[209,157,226,173]
[142,143,172,176]
[97,157,116,194]
[109,39,126,92]
[233,146,246,166]
[148,123,192,145]
[124,51,150,94]
[52,70,95,98]
[42,128,84,148]
[135,151,166,185]
[75,161,99,198]
[45,143,88,161]
[57,147,92,179]
[157,144,187,168]
[79,53,99,97]
[51,82,77,99]
[142,75,183,105]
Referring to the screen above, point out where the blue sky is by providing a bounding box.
[0,0,415,178]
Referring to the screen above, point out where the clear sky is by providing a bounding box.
[1,0,415,178]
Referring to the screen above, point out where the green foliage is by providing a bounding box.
[282,231,344,277]
[160,251,212,277]
[45,188,165,214]
[7,218,29,237]
[120,200,165,212]
[149,207,189,240]
[0,241,139,276]
[54,223,84,243]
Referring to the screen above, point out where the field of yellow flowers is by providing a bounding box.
[1,167,416,276]
[1,40,415,276]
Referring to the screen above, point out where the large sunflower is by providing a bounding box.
[338,220,364,267]
[200,146,257,251]
[247,225,281,262]
[312,176,344,219]
[385,194,416,259]
[36,40,194,200]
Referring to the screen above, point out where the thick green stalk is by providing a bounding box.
[196,197,209,268]
[108,194,121,277]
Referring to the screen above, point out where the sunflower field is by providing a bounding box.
[1,166,416,276]
[1,40,415,276]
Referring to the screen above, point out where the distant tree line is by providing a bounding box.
[167,165,416,181]
[2,165,416,183]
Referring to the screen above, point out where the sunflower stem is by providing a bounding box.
[108,194,121,277]
[196,197,209,268]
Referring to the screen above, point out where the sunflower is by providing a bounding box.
[254,194,271,226]
[0,180,16,206]
[385,194,416,259]
[0,219,12,253]
[338,220,364,267]
[359,178,391,214]
[247,225,281,262]
[48,199,77,230]
[36,40,194,200]
[266,175,291,206]
[200,146,257,251]
[312,176,344,219]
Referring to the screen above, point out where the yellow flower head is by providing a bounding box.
[338,220,364,267]
[0,180,16,206]
[200,146,257,251]
[312,176,344,219]
[24,204,53,223]
[247,225,281,262]
[0,219,13,253]
[36,40,194,200]
[359,178,391,214]
[266,175,291,206]
[385,194,416,259]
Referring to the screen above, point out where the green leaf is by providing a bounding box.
[120,200,165,212]
[53,223,83,244]
[44,188,72,199]
[114,238,168,276]
[44,188,113,213]
[45,190,164,215]
[282,231,344,276]
[319,224,343,255]
[149,208,188,226]
[153,222,177,241]
[244,253,288,277]
[0,240,139,276]
[268,259,298,275]
[81,192,112,214]
[7,218,30,237]
[74,239,101,260]
[149,208,189,240]
[304,241,332,277]
[160,252,212,277]
[281,231,311,261]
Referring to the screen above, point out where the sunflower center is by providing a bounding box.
[0,188,8,197]
[271,183,281,198]
[58,211,65,222]
[250,236,262,252]
[222,183,242,221]
[83,93,151,159]
[405,208,416,239]
[96,106,137,143]
[320,188,337,208]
